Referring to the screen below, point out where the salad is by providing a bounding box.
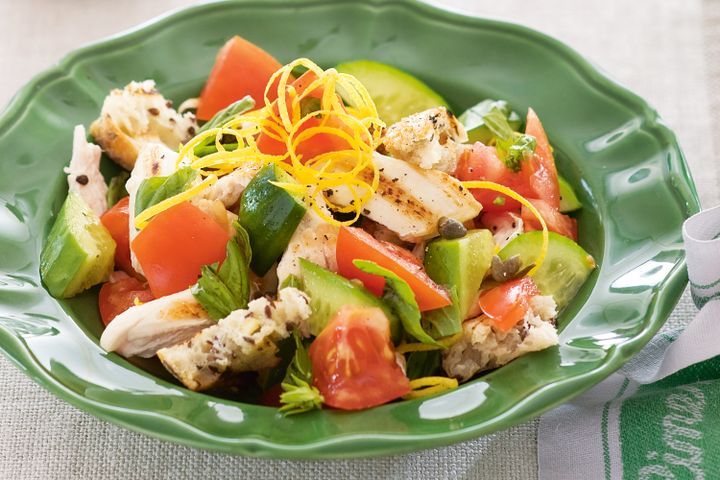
[40,36,596,413]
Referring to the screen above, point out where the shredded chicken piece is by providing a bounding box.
[100,288,213,358]
[198,161,262,208]
[63,125,107,216]
[89,80,197,170]
[157,288,311,391]
[382,106,468,173]
[276,209,339,285]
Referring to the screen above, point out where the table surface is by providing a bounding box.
[0,1,717,478]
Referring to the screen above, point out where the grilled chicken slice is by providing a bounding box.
[89,80,197,170]
[199,161,262,208]
[442,296,558,382]
[157,287,311,391]
[63,125,108,216]
[382,106,468,173]
[125,143,179,274]
[100,289,213,358]
[331,152,481,241]
[276,208,339,285]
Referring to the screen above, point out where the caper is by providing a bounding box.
[490,254,535,282]
[438,217,467,239]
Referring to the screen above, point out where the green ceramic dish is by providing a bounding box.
[0,0,699,458]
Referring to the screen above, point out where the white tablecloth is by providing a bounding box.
[0,1,717,478]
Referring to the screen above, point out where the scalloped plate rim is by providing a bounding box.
[0,0,700,458]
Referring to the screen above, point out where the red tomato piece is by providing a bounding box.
[100,196,135,275]
[131,202,230,298]
[524,108,561,209]
[335,227,451,311]
[478,277,539,332]
[455,143,524,212]
[98,275,154,326]
[196,36,283,121]
[521,198,578,241]
[309,306,410,410]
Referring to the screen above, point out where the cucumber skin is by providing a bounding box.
[336,60,448,125]
[498,231,595,309]
[40,193,115,298]
[558,175,582,213]
[238,165,306,276]
[299,259,401,341]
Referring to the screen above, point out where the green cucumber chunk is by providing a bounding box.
[498,231,595,308]
[238,164,307,276]
[558,175,582,213]
[299,259,401,341]
[423,229,494,336]
[40,192,116,298]
[459,99,522,144]
[335,60,448,125]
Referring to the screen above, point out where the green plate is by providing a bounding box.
[0,0,699,458]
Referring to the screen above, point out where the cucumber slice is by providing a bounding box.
[40,192,116,298]
[238,164,307,276]
[558,175,582,213]
[335,60,448,125]
[299,259,401,340]
[498,231,595,308]
[458,99,522,144]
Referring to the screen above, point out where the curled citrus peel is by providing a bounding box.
[403,376,459,400]
[461,180,549,276]
[169,57,384,227]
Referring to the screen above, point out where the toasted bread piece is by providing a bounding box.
[89,80,197,170]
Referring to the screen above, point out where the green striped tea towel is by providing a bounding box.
[538,205,720,480]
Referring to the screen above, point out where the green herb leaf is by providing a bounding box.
[353,259,440,345]
[405,350,442,380]
[279,331,324,415]
[106,171,130,208]
[422,286,461,339]
[480,108,537,173]
[496,133,537,172]
[197,96,255,134]
[191,222,252,320]
[458,99,522,144]
[134,168,198,216]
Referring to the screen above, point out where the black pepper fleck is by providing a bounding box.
[75,175,89,185]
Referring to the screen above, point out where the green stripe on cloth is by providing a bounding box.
[602,378,630,480]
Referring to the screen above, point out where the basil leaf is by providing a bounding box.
[406,350,442,380]
[458,99,522,144]
[134,168,198,216]
[353,259,440,345]
[422,286,462,338]
[197,96,255,134]
[479,108,537,173]
[106,171,130,208]
[482,107,516,141]
[191,222,252,320]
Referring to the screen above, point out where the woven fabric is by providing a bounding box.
[0,1,716,478]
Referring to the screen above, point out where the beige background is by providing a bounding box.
[0,1,717,478]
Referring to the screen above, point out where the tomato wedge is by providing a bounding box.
[196,36,283,121]
[524,108,560,209]
[456,143,523,212]
[336,227,451,311]
[131,202,230,298]
[100,196,134,275]
[478,277,539,332]
[309,306,410,410]
[256,70,350,161]
[98,275,154,326]
[521,198,578,241]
